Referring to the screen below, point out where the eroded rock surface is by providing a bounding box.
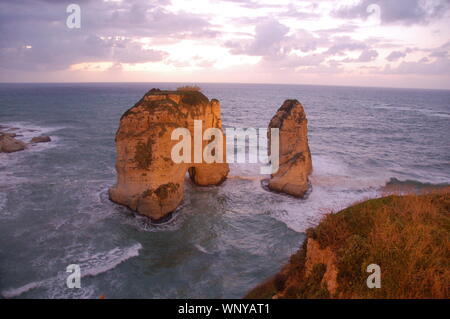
[31,136,51,143]
[267,99,312,197]
[0,134,27,153]
[109,89,229,221]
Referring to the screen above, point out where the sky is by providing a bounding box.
[0,0,449,89]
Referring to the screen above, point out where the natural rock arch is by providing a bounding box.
[109,89,229,221]
[109,89,312,221]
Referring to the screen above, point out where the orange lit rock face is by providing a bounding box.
[109,89,229,221]
[268,99,312,197]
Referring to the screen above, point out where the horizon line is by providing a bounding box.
[0,80,449,92]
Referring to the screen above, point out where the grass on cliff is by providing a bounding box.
[177,85,201,92]
[246,189,450,299]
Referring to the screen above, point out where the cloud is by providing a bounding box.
[314,23,359,36]
[247,19,290,56]
[356,49,379,62]
[340,49,379,63]
[278,3,321,19]
[325,36,368,55]
[113,43,168,64]
[383,56,450,75]
[261,53,325,69]
[215,0,282,9]
[334,0,450,25]
[0,0,213,70]
[386,50,407,62]
[0,0,449,88]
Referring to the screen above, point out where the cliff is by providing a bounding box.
[245,189,449,299]
[109,88,229,221]
[268,100,312,197]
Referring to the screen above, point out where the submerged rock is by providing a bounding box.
[30,136,51,143]
[267,100,312,197]
[0,132,17,138]
[0,134,27,153]
[109,88,229,221]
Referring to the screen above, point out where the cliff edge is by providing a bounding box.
[246,190,449,299]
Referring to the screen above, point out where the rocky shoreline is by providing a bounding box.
[0,125,51,153]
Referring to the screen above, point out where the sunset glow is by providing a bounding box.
[0,0,449,89]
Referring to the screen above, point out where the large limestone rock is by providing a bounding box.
[0,134,26,153]
[109,89,229,221]
[267,99,312,197]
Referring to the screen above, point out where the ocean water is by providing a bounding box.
[0,82,449,298]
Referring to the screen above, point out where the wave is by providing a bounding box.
[0,121,65,143]
[381,177,449,194]
[1,280,47,299]
[0,243,142,298]
[194,244,211,254]
[267,155,449,232]
[228,174,264,181]
[373,105,450,119]
[0,122,65,177]
[78,243,142,277]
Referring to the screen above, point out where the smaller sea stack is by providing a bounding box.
[267,99,312,197]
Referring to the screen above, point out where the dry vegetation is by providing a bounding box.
[246,188,450,299]
[176,85,201,92]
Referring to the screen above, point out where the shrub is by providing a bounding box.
[176,85,201,92]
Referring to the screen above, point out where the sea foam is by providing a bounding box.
[0,243,142,298]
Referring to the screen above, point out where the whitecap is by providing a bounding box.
[79,243,142,277]
[0,243,142,298]
[194,244,210,254]
[1,280,46,299]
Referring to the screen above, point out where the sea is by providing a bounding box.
[0,82,449,298]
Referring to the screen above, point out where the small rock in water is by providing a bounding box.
[0,135,27,153]
[30,136,51,143]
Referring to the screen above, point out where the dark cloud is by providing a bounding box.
[334,0,450,25]
[0,0,448,81]
[0,0,214,70]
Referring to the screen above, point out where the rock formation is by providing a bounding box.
[109,89,229,221]
[0,134,26,153]
[267,99,312,197]
[31,136,51,143]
